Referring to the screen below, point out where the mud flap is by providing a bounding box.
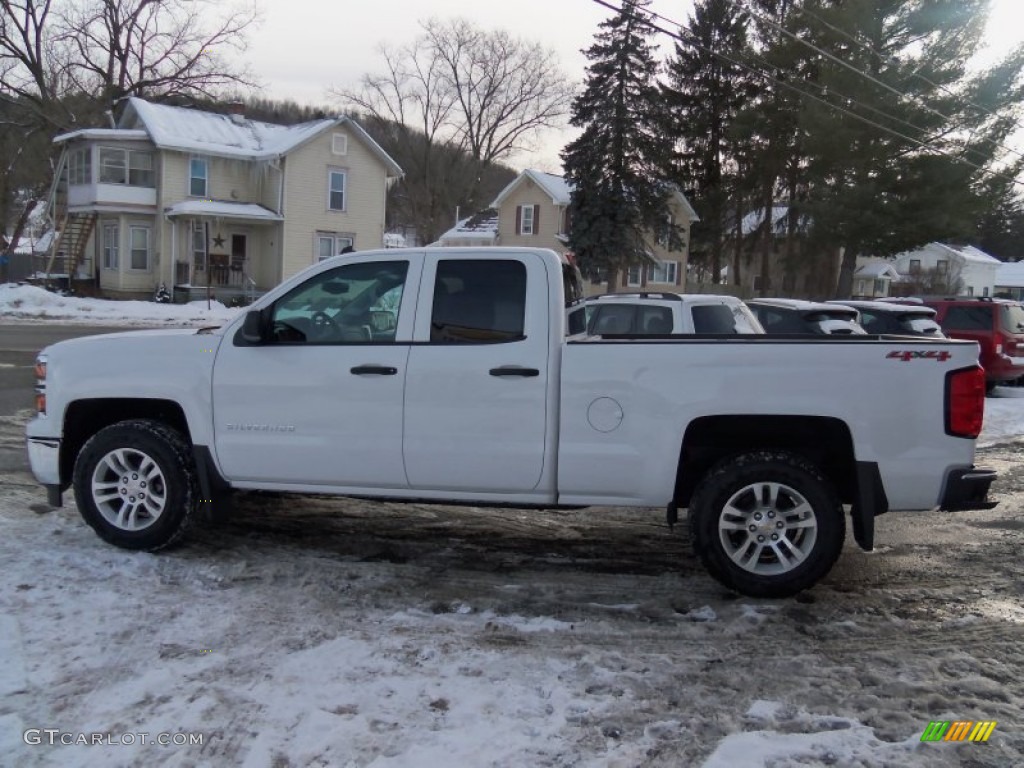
[851,461,888,551]
[192,445,233,524]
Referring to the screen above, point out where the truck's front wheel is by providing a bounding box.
[73,420,197,551]
[689,451,844,598]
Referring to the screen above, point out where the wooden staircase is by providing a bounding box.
[44,212,98,278]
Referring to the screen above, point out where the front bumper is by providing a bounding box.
[26,437,62,506]
[939,467,998,511]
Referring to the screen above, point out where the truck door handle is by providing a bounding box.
[350,365,398,376]
[489,366,540,377]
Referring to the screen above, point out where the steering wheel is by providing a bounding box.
[310,311,339,340]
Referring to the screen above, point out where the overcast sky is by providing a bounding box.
[243,0,1023,173]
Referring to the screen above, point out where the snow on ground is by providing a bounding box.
[1,407,1023,766]
[980,385,1024,446]
[0,283,239,326]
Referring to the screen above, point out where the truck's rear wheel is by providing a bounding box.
[689,451,844,598]
[73,420,197,551]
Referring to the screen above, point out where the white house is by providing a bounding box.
[852,258,901,298]
[893,242,1001,298]
[428,212,499,248]
[45,98,403,300]
[995,260,1024,301]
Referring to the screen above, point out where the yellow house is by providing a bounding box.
[489,169,699,294]
[47,98,402,300]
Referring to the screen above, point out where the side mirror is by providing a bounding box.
[240,308,266,343]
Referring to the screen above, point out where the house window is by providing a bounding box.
[316,232,355,261]
[99,148,127,184]
[517,204,538,235]
[753,274,764,290]
[874,279,886,295]
[646,260,678,284]
[966,285,974,296]
[626,265,643,287]
[129,226,151,270]
[190,157,208,197]
[983,286,989,297]
[191,220,207,272]
[328,170,346,211]
[657,215,675,249]
[97,148,154,187]
[69,148,91,185]
[332,134,348,155]
[101,223,119,270]
[936,259,948,275]
[909,259,921,274]
[128,151,155,187]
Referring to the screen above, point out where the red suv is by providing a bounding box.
[919,297,1024,389]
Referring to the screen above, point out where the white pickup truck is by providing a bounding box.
[26,247,997,597]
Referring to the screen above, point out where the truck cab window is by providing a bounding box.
[430,260,526,342]
[270,261,408,343]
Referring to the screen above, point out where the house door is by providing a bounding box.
[231,234,247,273]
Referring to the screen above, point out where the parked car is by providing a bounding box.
[746,298,867,335]
[916,296,1024,389]
[569,292,764,336]
[826,299,944,337]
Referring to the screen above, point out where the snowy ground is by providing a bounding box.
[1,304,1022,766]
[1,407,1023,766]
[0,283,239,326]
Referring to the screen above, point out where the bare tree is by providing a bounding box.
[61,0,258,106]
[898,263,965,297]
[0,0,258,244]
[333,17,573,242]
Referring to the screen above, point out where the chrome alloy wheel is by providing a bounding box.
[90,448,167,531]
[717,481,818,576]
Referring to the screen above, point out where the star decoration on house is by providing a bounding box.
[211,233,225,248]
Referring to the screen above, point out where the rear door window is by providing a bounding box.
[942,305,993,331]
[430,260,526,343]
[589,305,636,334]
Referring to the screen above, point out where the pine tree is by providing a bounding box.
[562,0,678,289]
[662,0,753,286]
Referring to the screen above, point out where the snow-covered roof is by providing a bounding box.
[53,128,150,144]
[434,214,500,243]
[383,232,407,248]
[79,98,404,176]
[899,242,1002,267]
[736,204,808,236]
[854,260,900,279]
[995,260,1024,288]
[490,169,699,223]
[164,200,283,222]
[491,169,571,207]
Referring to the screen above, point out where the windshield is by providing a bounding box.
[1000,303,1024,333]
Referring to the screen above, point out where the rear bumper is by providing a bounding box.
[940,467,998,511]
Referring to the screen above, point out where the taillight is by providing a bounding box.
[946,366,985,438]
[994,332,1006,356]
[34,354,47,416]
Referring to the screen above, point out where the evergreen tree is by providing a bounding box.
[662,0,753,286]
[790,0,1024,296]
[562,0,679,288]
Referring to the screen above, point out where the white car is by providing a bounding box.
[569,292,764,336]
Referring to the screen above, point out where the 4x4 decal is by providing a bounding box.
[887,350,952,362]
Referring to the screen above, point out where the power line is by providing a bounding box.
[738,0,1024,165]
[586,0,1023,187]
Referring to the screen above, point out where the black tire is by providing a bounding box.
[689,451,845,598]
[73,419,197,551]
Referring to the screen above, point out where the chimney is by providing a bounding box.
[227,101,246,124]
